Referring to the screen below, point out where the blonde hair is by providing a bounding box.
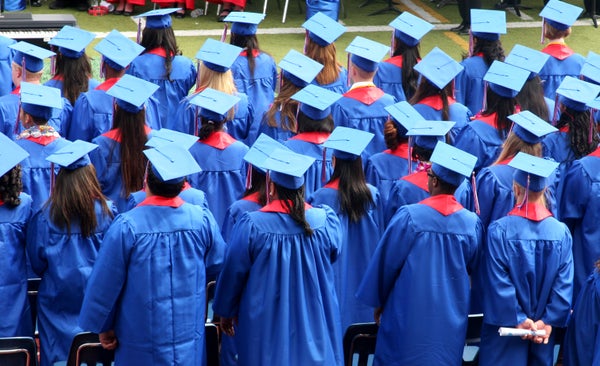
[12,63,43,82]
[197,63,238,120]
[494,132,542,164]
[305,38,341,85]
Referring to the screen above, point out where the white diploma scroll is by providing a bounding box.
[498,327,547,337]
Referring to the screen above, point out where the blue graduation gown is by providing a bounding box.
[231,50,277,145]
[539,44,585,100]
[27,200,116,366]
[384,170,429,224]
[187,132,248,228]
[44,76,101,96]
[126,51,197,130]
[455,55,488,115]
[542,129,577,220]
[0,36,15,97]
[365,144,412,202]
[357,194,482,366]
[479,204,573,366]
[373,56,408,102]
[476,161,515,228]
[127,182,208,212]
[309,181,384,333]
[413,96,472,143]
[213,201,343,366]
[79,197,226,366]
[284,132,333,198]
[454,113,505,172]
[0,193,33,338]
[331,85,396,158]
[305,0,339,20]
[257,110,296,143]
[220,192,262,243]
[311,67,349,95]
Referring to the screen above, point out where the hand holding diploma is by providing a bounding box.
[498,327,547,337]
[499,318,552,344]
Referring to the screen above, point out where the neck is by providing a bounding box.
[104,69,125,80]
[548,38,566,44]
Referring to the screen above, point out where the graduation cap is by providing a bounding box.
[406,120,455,150]
[94,30,144,71]
[106,74,159,114]
[414,47,464,89]
[262,148,315,189]
[580,51,600,85]
[470,9,506,41]
[484,61,530,99]
[389,12,433,47]
[505,45,550,80]
[508,110,558,144]
[556,76,600,112]
[20,82,62,120]
[302,12,346,47]
[225,11,265,36]
[587,96,600,110]
[540,0,582,31]
[189,88,241,121]
[146,128,199,150]
[144,144,202,184]
[196,38,243,73]
[346,36,388,73]
[9,41,54,73]
[509,152,559,192]
[46,140,97,170]
[134,8,180,29]
[244,133,292,171]
[323,127,374,161]
[430,142,477,187]
[278,49,323,87]
[292,84,342,120]
[48,25,95,59]
[385,101,424,136]
[0,132,29,177]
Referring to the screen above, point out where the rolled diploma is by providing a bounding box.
[498,327,547,337]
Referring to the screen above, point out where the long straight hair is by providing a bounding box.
[230,33,263,77]
[277,184,313,235]
[480,88,517,139]
[494,133,542,164]
[140,27,181,81]
[54,53,92,105]
[329,157,373,222]
[516,77,550,122]
[265,75,300,131]
[392,38,421,99]
[305,38,341,85]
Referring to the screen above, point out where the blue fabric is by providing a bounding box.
[220,198,262,243]
[309,185,383,332]
[453,120,504,173]
[413,102,472,144]
[257,110,296,143]
[365,152,411,202]
[187,138,248,228]
[0,37,16,97]
[542,130,577,220]
[126,53,197,131]
[357,196,483,366]
[213,204,343,366]
[79,202,226,366]
[539,53,585,100]
[0,193,33,338]
[305,0,340,20]
[27,200,116,366]
[44,77,101,97]
[479,214,573,366]
[311,67,349,95]
[373,59,408,102]
[127,186,209,212]
[455,55,489,115]
[284,138,333,198]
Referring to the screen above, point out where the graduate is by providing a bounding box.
[309,127,384,333]
[90,75,159,212]
[365,101,421,202]
[128,8,197,130]
[27,140,116,366]
[0,134,33,338]
[186,88,249,228]
[374,12,433,102]
[332,36,397,158]
[79,144,226,366]
[226,12,278,144]
[454,61,529,172]
[357,142,482,366]
[538,0,585,100]
[479,152,573,366]
[455,9,506,115]
[0,36,16,97]
[16,82,70,212]
[213,147,343,366]
[302,12,348,94]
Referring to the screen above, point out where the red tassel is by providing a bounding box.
[471,172,480,216]
[137,19,142,44]
[265,170,271,205]
[50,162,55,194]
[346,53,351,87]
[303,30,308,55]
[99,57,105,79]
[142,161,149,190]
[552,94,559,125]
[21,56,26,82]
[194,106,199,137]
[407,136,413,176]
[14,103,21,136]
[468,30,473,57]
[541,19,545,44]
[482,81,487,113]
[589,110,594,145]
[221,23,228,43]
[50,46,56,76]
[321,148,327,183]
[245,164,253,190]
[390,30,394,58]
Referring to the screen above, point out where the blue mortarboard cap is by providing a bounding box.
[48,25,95,59]
[106,74,159,114]
[9,42,54,73]
[20,82,62,120]
[484,61,529,99]
[587,96,600,110]
[323,127,374,160]
[146,129,199,150]
[389,12,433,47]
[46,140,97,170]
[134,8,180,29]
[385,101,424,136]
[509,152,559,191]
[430,142,477,187]
[263,148,316,189]
[196,38,243,73]
[508,110,558,144]
[244,133,292,170]
[94,30,144,71]
[189,88,241,121]
[0,132,29,177]
[279,49,323,87]
[407,120,455,150]
[556,76,600,112]
[581,51,600,85]
[470,9,506,41]
[292,84,342,120]
[225,11,265,36]
[414,47,463,89]
[144,144,202,184]
[505,45,550,79]
[302,12,346,46]
[346,36,388,73]
[540,0,582,30]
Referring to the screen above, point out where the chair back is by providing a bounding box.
[206,280,217,323]
[27,278,41,336]
[343,322,378,366]
[0,337,38,366]
[64,332,114,366]
[463,313,483,366]
[205,323,219,366]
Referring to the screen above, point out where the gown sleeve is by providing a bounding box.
[25,209,49,277]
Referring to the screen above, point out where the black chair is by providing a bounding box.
[206,280,217,324]
[60,332,114,366]
[27,278,41,338]
[343,323,378,366]
[0,337,38,366]
[205,323,219,366]
[463,313,483,366]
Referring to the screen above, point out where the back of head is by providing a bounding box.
[55,52,92,105]
[305,38,341,85]
[146,164,184,198]
[0,165,23,207]
[140,27,180,80]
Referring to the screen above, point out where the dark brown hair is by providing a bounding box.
[140,27,181,81]
[329,157,373,222]
[198,115,226,140]
[466,38,505,66]
[384,119,408,151]
[230,33,262,77]
[146,165,184,198]
[0,165,22,207]
[410,78,453,121]
[516,77,550,122]
[392,37,421,99]
[54,53,93,105]
[480,87,518,139]
[556,107,599,158]
[296,111,334,133]
[277,183,313,235]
